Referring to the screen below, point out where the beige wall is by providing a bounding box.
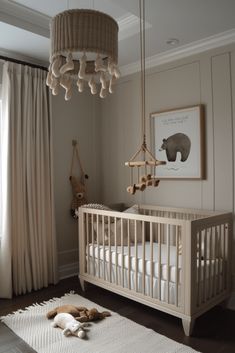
[100,44,235,287]
[52,88,102,278]
[1,43,235,284]
[101,44,235,211]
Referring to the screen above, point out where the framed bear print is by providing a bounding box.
[150,105,205,179]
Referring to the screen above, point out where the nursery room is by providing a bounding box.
[0,0,235,352]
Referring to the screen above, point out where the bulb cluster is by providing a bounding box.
[46,52,121,100]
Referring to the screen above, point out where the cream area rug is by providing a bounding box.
[1,292,200,353]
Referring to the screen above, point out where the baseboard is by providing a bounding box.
[227,292,235,310]
[58,262,79,280]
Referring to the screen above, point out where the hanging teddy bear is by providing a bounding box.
[70,176,87,219]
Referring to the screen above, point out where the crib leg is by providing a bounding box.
[182,318,195,336]
[79,278,88,292]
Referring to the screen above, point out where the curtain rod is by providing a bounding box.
[0,55,48,71]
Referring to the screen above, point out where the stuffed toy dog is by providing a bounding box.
[52,313,88,338]
[47,304,111,322]
[76,307,111,322]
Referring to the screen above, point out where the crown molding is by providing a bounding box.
[0,48,48,67]
[0,0,50,37]
[117,13,151,41]
[120,28,235,76]
[1,1,148,42]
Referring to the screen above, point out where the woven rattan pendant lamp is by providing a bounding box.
[46,7,120,100]
[125,0,166,195]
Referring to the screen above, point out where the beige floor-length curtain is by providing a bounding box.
[0,61,58,298]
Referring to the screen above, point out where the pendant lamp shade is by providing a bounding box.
[46,9,120,100]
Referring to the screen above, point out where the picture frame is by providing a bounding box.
[150,105,205,179]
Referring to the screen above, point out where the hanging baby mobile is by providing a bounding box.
[125,0,166,195]
[70,140,88,219]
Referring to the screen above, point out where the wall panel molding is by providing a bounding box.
[211,52,233,212]
[58,262,79,280]
[121,30,235,76]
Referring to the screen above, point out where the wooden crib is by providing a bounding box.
[78,204,232,335]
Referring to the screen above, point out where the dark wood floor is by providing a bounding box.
[0,276,235,353]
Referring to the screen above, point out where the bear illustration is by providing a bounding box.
[160,133,191,162]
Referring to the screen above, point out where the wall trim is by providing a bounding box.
[227,291,235,310]
[58,248,79,279]
[0,48,48,67]
[58,248,78,256]
[120,29,235,76]
[58,262,79,280]
[118,13,151,41]
[0,0,50,38]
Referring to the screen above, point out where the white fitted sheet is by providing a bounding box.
[87,242,224,305]
[88,242,223,284]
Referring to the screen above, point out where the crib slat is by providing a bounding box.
[220,224,224,293]
[225,223,229,291]
[214,226,219,295]
[150,222,153,298]
[115,218,118,285]
[128,220,131,290]
[203,230,207,303]
[218,225,222,293]
[212,227,216,297]
[175,225,179,307]
[97,214,100,278]
[86,213,89,274]
[142,221,145,295]
[158,223,161,301]
[91,214,95,276]
[166,224,170,304]
[197,230,202,306]
[208,227,212,299]
[217,226,220,294]
[102,215,105,280]
[108,217,111,283]
[135,220,138,292]
[121,218,124,288]
[222,224,226,291]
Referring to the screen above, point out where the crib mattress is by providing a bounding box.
[87,242,223,283]
[87,243,224,305]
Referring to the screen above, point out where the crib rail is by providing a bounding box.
[80,208,189,314]
[78,206,232,326]
[190,213,232,312]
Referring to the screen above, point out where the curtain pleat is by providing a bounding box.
[0,62,58,298]
[0,63,11,298]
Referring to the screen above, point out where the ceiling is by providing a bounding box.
[0,0,235,75]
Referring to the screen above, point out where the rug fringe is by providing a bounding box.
[1,291,77,321]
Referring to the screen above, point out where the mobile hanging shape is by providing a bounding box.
[125,0,166,195]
